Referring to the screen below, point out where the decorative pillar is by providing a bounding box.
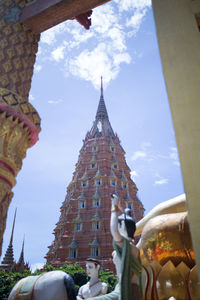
[152,0,200,279]
[0,0,41,256]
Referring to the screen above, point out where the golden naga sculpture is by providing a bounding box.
[135,194,200,299]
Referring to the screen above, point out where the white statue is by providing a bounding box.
[77,258,108,299]
[110,194,142,300]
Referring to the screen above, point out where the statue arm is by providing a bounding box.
[110,195,123,243]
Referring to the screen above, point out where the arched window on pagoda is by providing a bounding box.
[122,181,127,189]
[79,200,85,208]
[89,236,101,257]
[112,163,118,169]
[91,247,100,257]
[93,221,100,230]
[126,202,132,210]
[69,248,77,259]
[110,179,116,186]
[82,180,88,187]
[75,223,82,232]
[68,238,78,259]
[92,146,98,152]
[110,146,115,152]
[93,198,100,207]
[92,187,101,207]
[95,179,101,186]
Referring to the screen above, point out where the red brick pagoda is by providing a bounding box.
[45,79,144,270]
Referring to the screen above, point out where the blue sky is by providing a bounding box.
[2,0,184,271]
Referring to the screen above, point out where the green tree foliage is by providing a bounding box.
[0,264,117,299]
[99,270,118,293]
[0,270,31,300]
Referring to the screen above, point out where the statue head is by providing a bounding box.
[86,258,100,278]
[118,208,136,239]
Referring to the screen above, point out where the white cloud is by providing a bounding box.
[169,147,180,166]
[154,178,168,185]
[107,27,126,51]
[29,94,34,101]
[31,262,44,272]
[41,23,69,45]
[69,26,94,49]
[114,0,151,11]
[114,53,131,65]
[51,46,65,62]
[92,4,118,34]
[126,9,146,29]
[142,141,151,148]
[38,1,151,88]
[130,170,139,180]
[68,43,126,88]
[131,150,147,161]
[34,64,42,73]
[48,99,63,104]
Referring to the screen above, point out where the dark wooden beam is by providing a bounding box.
[20,0,110,33]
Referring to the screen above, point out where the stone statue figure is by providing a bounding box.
[88,194,142,300]
[110,194,142,300]
[77,258,108,299]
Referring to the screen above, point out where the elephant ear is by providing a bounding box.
[64,273,76,300]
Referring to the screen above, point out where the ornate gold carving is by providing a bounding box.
[3,61,12,73]
[9,34,19,45]
[0,50,5,61]
[1,38,8,48]
[140,260,200,299]
[0,110,32,256]
[0,0,41,258]
[0,168,16,187]
[13,23,21,32]
[19,31,26,42]
[7,48,15,59]
[19,70,26,82]
[139,208,200,299]
[3,0,12,5]
[0,74,9,87]
[18,1,26,8]
[3,26,12,35]
[141,212,194,268]
[13,57,22,70]
[156,261,186,299]
[10,72,19,84]
[16,44,24,56]
[0,88,41,131]
[0,19,6,29]
[188,266,200,299]
[22,57,28,68]
[0,11,40,100]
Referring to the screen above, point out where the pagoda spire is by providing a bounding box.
[9,208,17,246]
[1,209,17,268]
[96,77,108,120]
[18,236,25,265]
[100,76,103,98]
[16,236,25,273]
